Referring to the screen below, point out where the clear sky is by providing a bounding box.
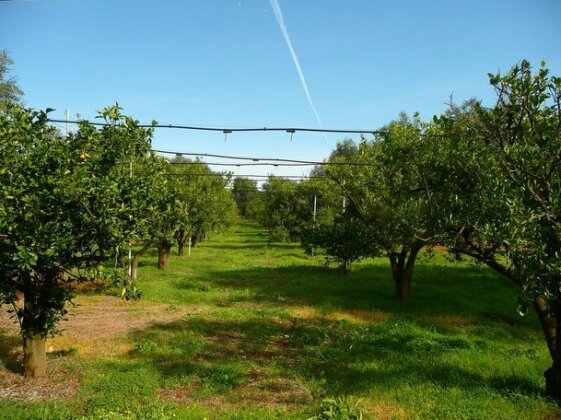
[2,0,560,179]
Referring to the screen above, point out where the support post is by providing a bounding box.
[312,195,317,256]
[128,161,132,277]
[313,195,317,221]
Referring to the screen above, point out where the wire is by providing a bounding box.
[47,118,385,135]
[169,161,316,167]
[164,173,328,179]
[159,150,375,166]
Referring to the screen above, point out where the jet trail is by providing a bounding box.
[269,0,324,130]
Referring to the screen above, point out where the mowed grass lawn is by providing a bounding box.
[1,221,559,419]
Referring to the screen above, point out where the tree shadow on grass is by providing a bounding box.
[0,327,22,373]
[126,314,546,405]
[181,262,538,332]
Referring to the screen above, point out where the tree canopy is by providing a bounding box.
[435,60,561,398]
[0,51,23,108]
[0,104,156,376]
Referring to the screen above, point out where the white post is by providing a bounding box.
[342,181,346,212]
[313,195,317,221]
[188,236,192,256]
[312,195,317,257]
[128,161,132,277]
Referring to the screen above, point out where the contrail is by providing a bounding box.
[269,0,324,130]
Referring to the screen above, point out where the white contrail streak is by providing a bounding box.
[269,0,324,130]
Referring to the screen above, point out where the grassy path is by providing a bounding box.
[0,221,558,419]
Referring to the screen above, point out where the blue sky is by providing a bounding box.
[2,0,560,179]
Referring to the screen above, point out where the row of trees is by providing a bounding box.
[244,61,561,401]
[0,103,236,377]
[2,52,560,402]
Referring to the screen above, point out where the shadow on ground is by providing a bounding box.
[164,259,538,333]
[127,314,545,403]
[0,328,22,373]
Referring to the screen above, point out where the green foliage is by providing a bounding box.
[167,157,237,253]
[0,103,155,339]
[302,214,378,273]
[78,405,176,420]
[328,119,439,253]
[251,176,341,242]
[320,128,441,300]
[0,50,23,109]
[119,279,144,301]
[257,177,306,241]
[232,177,259,216]
[436,60,561,311]
[428,60,561,397]
[310,397,363,420]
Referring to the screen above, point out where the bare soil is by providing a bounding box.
[0,295,199,402]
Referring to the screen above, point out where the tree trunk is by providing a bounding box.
[23,334,46,378]
[158,243,172,269]
[535,295,561,403]
[131,252,141,283]
[339,260,349,275]
[393,271,412,303]
[388,241,423,304]
[545,367,561,403]
[191,235,198,248]
[534,295,556,359]
[130,242,152,283]
[176,228,187,256]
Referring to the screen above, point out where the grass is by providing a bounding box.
[0,220,559,419]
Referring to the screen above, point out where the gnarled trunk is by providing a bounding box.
[388,241,424,303]
[23,334,46,378]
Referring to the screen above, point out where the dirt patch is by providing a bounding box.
[0,296,203,358]
[159,386,195,404]
[0,368,80,402]
[236,376,313,407]
[0,295,203,403]
[159,376,313,410]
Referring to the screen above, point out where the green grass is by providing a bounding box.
[1,221,559,419]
